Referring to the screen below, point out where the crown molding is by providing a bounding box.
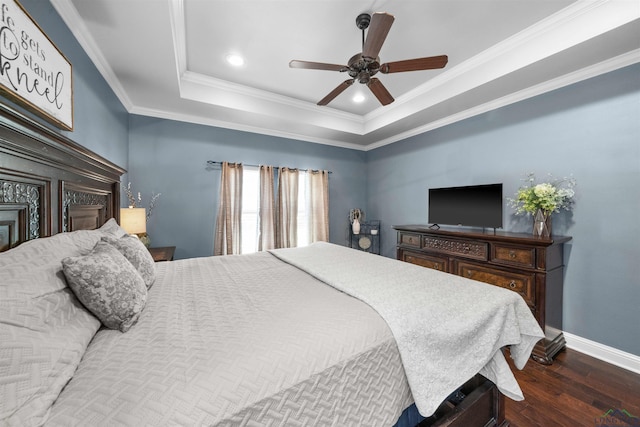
[51,0,134,111]
[179,71,365,132]
[52,0,639,151]
[129,105,368,151]
[364,49,640,151]
[363,0,640,132]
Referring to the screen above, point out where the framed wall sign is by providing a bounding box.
[0,0,73,130]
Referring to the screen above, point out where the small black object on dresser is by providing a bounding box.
[394,225,571,365]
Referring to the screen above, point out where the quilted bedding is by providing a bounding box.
[45,251,414,426]
[270,242,544,416]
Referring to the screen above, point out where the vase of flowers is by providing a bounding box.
[349,208,364,235]
[508,173,576,237]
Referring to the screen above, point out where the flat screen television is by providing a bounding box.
[428,183,503,228]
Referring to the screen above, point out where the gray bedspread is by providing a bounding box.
[270,242,544,416]
[47,251,413,426]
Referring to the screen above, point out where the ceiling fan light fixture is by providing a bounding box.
[353,93,366,103]
[357,70,371,84]
[225,53,245,67]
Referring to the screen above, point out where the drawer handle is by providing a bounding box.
[433,263,440,270]
[509,250,516,259]
[466,270,472,278]
[509,280,517,289]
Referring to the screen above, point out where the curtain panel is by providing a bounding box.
[308,170,329,243]
[214,162,330,254]
[258,165,276,251]
[276,167,299,248]
[214,162,243,255]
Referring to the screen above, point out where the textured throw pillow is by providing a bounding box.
[102,234,156,288]
[99,217,128,238]
[62,241,147,332]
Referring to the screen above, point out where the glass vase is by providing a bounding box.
[138,232,151,247]
[533,209,552,238]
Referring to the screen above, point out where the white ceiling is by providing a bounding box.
[53,0,640,150]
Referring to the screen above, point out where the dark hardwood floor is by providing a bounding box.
[505,349,640,426]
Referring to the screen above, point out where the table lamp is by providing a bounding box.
[120,207,149,246]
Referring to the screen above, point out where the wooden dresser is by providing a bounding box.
[394,225,572,364]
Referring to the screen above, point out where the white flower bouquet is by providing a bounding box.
[509,173,576,216]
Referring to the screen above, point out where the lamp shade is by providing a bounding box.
[120,207,147,234]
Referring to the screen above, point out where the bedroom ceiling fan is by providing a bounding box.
[289,12,448,107]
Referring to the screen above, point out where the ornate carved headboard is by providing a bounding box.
[0,103,125,252]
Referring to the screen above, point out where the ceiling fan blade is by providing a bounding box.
[289,60,348,72]
[362,12,395,60]
[318,79,355,106]
[380,55,448,73]
[367,78,394,106]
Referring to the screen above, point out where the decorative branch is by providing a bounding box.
[349,208,364,224]
[121,182,161,220]
[146,192,161,221]
[123,182,136,207]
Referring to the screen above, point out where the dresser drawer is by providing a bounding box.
[398,232,421,248]
[394,226,571,364]
[456,261,536,307]
[423,236,488,261]
[492,244,535,269]
[401,249,449,273]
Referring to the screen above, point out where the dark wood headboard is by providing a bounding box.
[0,103,125,252]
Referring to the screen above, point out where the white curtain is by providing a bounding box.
[258,165,276,251]
[308,170,329,243]
[276,167,299,248]
[214,162,243,255]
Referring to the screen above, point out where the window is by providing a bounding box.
[240,169,310,254]
[216,163,328,256]
[297,171,309,248]
[241,167,259,254]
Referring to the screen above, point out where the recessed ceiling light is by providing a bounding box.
[353,93,366,103]
[225,54,245,67]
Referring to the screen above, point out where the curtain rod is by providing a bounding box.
[206,160,332,174]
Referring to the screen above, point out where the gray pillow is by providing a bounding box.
[99,217,128,238]
[102,235,156,288]
[62,241,147,332]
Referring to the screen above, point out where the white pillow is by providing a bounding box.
[0,231,104,426]
[0,219,127,424]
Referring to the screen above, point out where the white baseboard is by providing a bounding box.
[563,332,640,375]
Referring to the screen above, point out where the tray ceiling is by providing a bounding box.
[53,0,640,150]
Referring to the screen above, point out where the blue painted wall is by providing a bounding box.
[12,0,129,168]
[127,115,367,260]
[367,64,640,356]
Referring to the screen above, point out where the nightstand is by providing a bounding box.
[148,246,176,262]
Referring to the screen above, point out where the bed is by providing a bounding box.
[0,104,542,426]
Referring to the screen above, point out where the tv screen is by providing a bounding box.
[428,184,503,228]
